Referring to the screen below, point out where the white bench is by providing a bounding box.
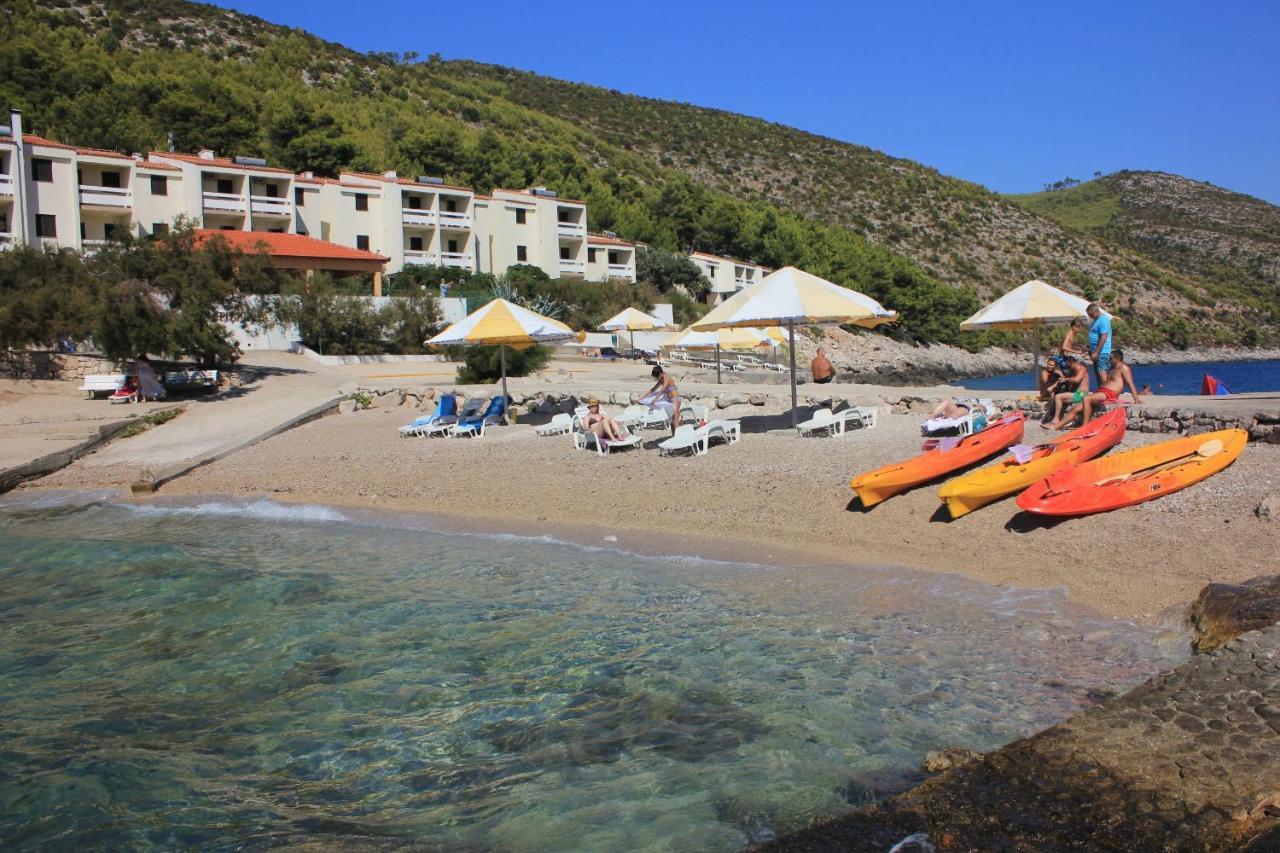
[79,374,127,398]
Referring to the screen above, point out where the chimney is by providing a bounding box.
[10,109,27,245]
[300,171,314,180]
[167,131,175,153]
[10,109,22,142]
[198,149,215,160]
[382,170,397,180]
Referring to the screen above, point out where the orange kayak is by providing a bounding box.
[850,413,1025,508]
[938,409,1126,519]
[1016,428,1247,516]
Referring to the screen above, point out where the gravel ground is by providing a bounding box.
[32,402,1280,623]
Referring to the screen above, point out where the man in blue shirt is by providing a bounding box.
[1086,303,1113,384]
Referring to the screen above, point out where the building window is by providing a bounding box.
[588,248,597,263]
[294,188,305,206]
[443,199,457,213]
[101,171,122,189]
[80,223,86,240]
[447,239,458,253]
[269,227,284,233]
[515,208,526,224]
[265,184,279,198]
[152,222,169,235]
[409,236,423,251]
[0,214,8,233]
[216,178,233,195]
[32,159,53,182]
[356,235,369,251]
[221,225,235,231]
[608,251,620,265]
[103,223,117,240]
[354,194,368,211]
[150,175,168,196]
[516,245,527,262]
[559,246,570,260]
[407,196,422,210]
[557,210,570,223]
[35,214,56,238]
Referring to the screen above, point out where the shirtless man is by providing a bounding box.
[1044,350,1141,430]
[1042,357,1091,426]
[811,348,834,384]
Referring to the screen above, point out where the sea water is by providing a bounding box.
[0,495,1186,851]
[954,358,1280,395]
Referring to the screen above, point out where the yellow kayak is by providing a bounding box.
[938,408,1126,519]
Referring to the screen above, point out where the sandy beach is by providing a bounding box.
[31,391,1278,624]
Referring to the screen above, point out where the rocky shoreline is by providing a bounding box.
[766,580,1280,851]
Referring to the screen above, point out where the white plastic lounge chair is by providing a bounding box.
[796,406,878,437]
[922,400,996,438]
[658,419,741,456]
[615,405,651,429]
[535,413,574,436]
[573,424,643,456]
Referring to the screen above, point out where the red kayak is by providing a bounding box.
[850,412,1025,507]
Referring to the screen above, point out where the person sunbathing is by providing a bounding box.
[929,398,971,421]
[583,399,625,442]
[1043,350,1141,430]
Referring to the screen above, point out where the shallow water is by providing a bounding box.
[0,495,1186,850]
[954,358,1280,395]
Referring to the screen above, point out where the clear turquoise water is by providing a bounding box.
[0,495,1186,851]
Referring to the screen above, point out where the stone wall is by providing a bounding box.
[0,350,121,381]
[1008,398,1280,444]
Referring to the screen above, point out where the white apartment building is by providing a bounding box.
[689,251,771,303]
[0,115,773,298]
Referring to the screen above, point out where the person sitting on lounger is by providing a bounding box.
[1043,350,1141,430]
[929,398,971,421]
[582,399,626,443]
[641,365,683,434]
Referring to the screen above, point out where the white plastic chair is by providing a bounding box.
[535,413,573,436]
[573,425,643,456]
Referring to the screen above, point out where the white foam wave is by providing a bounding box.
[126,499,350,523]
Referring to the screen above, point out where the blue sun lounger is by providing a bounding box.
[450,396,509,438]
[399,393,458,436]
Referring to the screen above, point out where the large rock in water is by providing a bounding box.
[1189,575,1280,652]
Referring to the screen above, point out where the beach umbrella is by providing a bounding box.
[598,306,673,351]
[959,279,1090,382]
[663,326,772,383]
[692,266,896,426]
[426,298,577,413]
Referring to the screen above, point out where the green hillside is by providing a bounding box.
[2,0,1276,348]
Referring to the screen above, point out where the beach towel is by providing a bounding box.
[1008,444,1037,464]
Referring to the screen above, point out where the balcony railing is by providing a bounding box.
[557,222,586,238]
[0,174,13,196]
[79,185,131,208]
[203,191,246,213]
[0,234,13,248]
[734,278,751,288]
[440,252,474,270]
[438,211,472,230]
[559,259,585,275]
[404,250,440,266]
[81,239,109,256]
[607,264,633,278]
[402,209,437,228]
[250,195,291,217]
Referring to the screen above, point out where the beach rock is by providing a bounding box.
[399,395,419,410]
[338,399,358,416]
[1258,496,1280,523]
[714,394,746,409]
[1189,576,1280,652]
[749,393,768,406]
[371,391,399,409]
[921,747,982,773]
[339,382,359,396]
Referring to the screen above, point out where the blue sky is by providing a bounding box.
[211,0,1280,204]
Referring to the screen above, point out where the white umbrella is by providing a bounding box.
[663,326,772,383]
[426,298,578,410]
[598,306,673,351]
[693,266,896,426]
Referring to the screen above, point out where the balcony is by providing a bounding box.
[557,221,586,238]
[0,234,13,248]
[440,252,474,270]
[0,174,12,196]
[402,209,437,228]
[79,185,131,208]
[734,278,751,288]
[608,264,633,279]
[559,259,585,276]
[203,191,246,214]
[250,195,291,217]
[81,239,109,256]
[404,250,440,266]
[438,211,472,230]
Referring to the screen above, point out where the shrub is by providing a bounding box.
[455,344,551,384]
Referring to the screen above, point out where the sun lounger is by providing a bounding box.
[658,420,741,456]
[615,405,651,429]
[400,394,458,436]
[922,400,997,438]
[573,424,643,456]
[79,374,127,398]
[451,396,508,438]
[535,413,574,436]
[421,396,485,437]
[796,406,878,437]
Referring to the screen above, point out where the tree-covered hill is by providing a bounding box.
[2,0,1276,348]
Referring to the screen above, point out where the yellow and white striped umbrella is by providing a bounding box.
[426,298,577,405]
[598,307,672,333]
[692,267,895,425]
[959,280,1089,330]
[663,326,771,351]
[427,298,577,349]
[692,266,896,331]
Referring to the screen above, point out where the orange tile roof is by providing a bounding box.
[587,232,634,247]
[494,187,586,205]
[20,134,75,151]
[152,151,294,175]
[135,161,181,172]
[689,250,768,269]
[343,171,474,192]
[194,229,388,262]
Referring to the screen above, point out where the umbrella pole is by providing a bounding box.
[788,320,798,428]
[500,344,509,423]
[716,344,721,384]
[1033,323,1041,393]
